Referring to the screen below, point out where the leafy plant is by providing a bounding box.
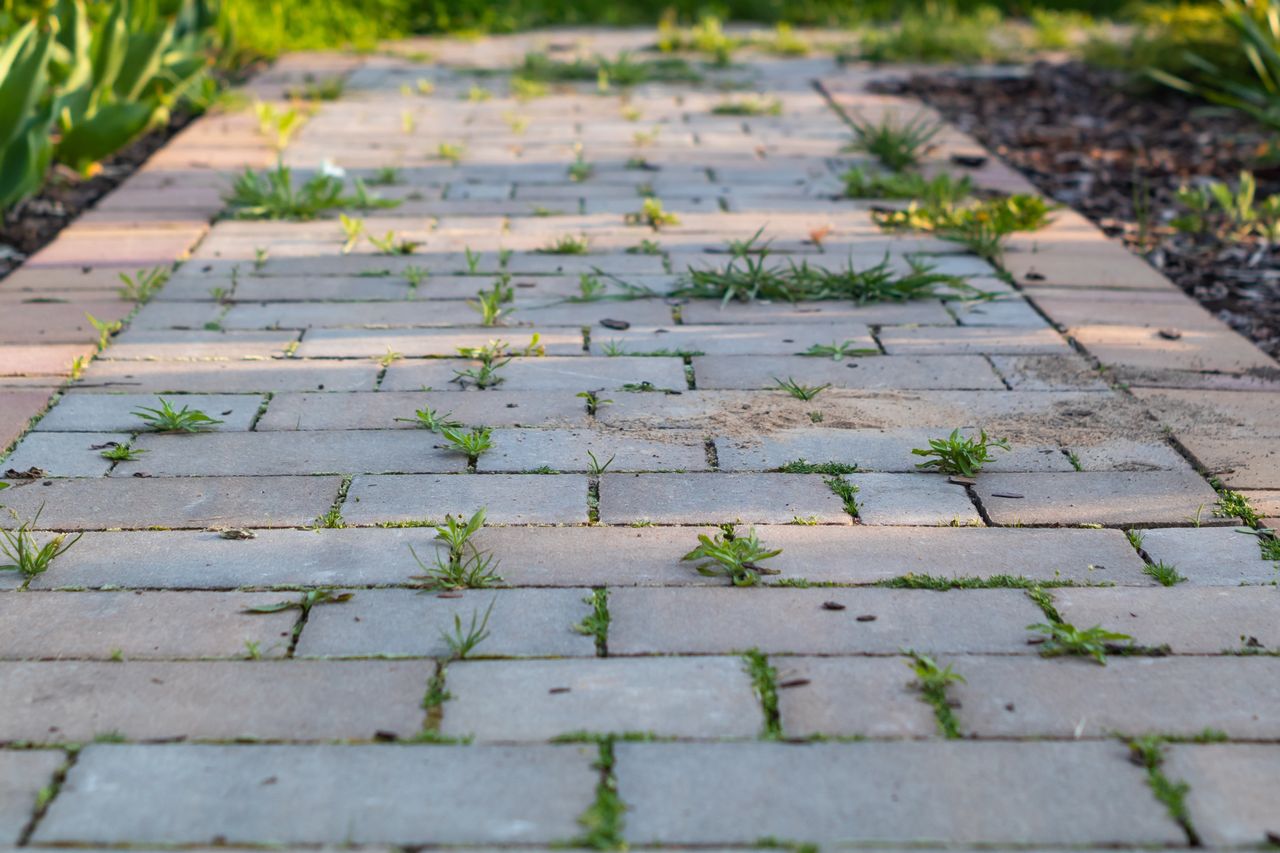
[682,525,782,586]
[132,398,224,432]
[1172,172,1280,244]
[367,230,420,256]
[911,428,1010,476]
[117,266,170,303]
[773,377,829,400]
[568,155,593,182]
[539,234,589,254]
[436,141,465,163]
[625,197,680,229]
[907,651,965,738]
[440,425,493,459]
[876,194,1056,261]
[0,20,56,210]
[397,405,460,432]
[86,312,122,351]
[1144,561,1187,586]
[845,111,940,171]
[800,340,878,360]
[99,442,146,461]
[410,509,502,590]
[468,281,513,326]
[254,100,304,149]
[712,95,782,116]
[843,167,972,205]
[586,450,615,475]
[441,599,494,659]
[226,161,397,220]
[1214,487,1262,526]
[0,510,81,579]
[1027,621,1132,665]
[245,588,354,613]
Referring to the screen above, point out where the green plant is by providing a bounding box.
[1144,561,1187,586]
[245,588,354,613]
[625,197,680,229]
[436,141,465,163]
[441,599,494,659]
[0,20,55,210]
[99,442,146,461]
[539,234,589,254]
[576,390,612,414]
[568,155,593,182]
[800,340,878,360]
[410,509,502,590]
[469,282,512,326]
[572,739,626,848]
[911,428,1010,476]
[376,347,403,367]
[367,230,420,256]
[397,405,460,431]
[132,398,224,432]
[877,194,1056,261]
[225,161,397,220]
[844,111,940,172]
[773,377,829,400]
[440,425,493,460]
[85,312,122,351]
[574,588,610,654]
[843,167,972,205]
[253,100,304,149]
[1129,735,1197,838]
[712,95,782,116]
[775,460,858,475]
[859,4,1005,63]
[586,450,615,475]
[682,524,782,586]
[742,648,782,738]
[826,475,860,516]
[117,266,170,303]
[1125,528,1145,551]
[0,510,81,579]
[1214,487,1262,526]
[288,75,345,101]
[1172,172,1280,244]
[907,652,965,738]
[1028,621,1132,665]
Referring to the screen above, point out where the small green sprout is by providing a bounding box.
[99,443,146,461]
[397,405,461,432]
[339,214,365,254]
[410,509,502,590]
[1144,562,1187,586]
[800,341,878,360]
[1027,621,1132,665]
[586,451,615,475]
[0,510,82,579]
[845,111,940,171]
[911,428,1010,476]
[773,377,830,401]
[117,266,170,303]
[625,197,680,229]
[441,599,495,659]
[440,425,493,459]
[245,588,354,613]
[132,399,224,433]
[682,524,782,587]
[539,234,590,255]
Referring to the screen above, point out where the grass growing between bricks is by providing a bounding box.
[571,738,626,850]
[906,652,965,739]
[742,648,783,740]
[575,588,611,656]
[1128,735,1200,845]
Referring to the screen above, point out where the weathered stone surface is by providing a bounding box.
[0,476,341,529]
[597,473,850,524]
[0,591,296,658]
[1138,527,1278,585]
[441,657,761,740]
[256,391,588,430]
[878,326,1070,355]
[608,588,1042,655]
[381,356,688,392]
[775,656,939,739]
[1053,586,1280,651]
[478,428,709,472]
[295,589,595,658]
[34,393,262,432]
[342,474,587,525]
[952,656,1280,739]
[0,660,433,742]
[1164,745,1280,846]
[1176,434,1280,490]
[589,323,875,356]
[0,750,64,843]
[2,431,130,477]
[77,358,379,393]
[615,741,1182,845]
[35,743,597,845]
[692,354,1004,390]
[974,471,1222,526]
[845,473,981,525]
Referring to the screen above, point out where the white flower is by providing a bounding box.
[318,159,346,179]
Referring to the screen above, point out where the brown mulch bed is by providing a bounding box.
[873,60,1280,359]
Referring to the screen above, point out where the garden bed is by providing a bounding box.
[874,60,1280,359]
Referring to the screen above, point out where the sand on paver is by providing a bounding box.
[1,30,1278,849]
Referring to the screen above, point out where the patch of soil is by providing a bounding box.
[0,108,205,281]
[873,61,1280,359]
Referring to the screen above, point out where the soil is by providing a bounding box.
[873,60,1280,360]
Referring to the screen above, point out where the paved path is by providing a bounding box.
[1,30,1278,848]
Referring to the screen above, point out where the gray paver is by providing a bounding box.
[295,588,595,658]
[846,472,981,525]
[117,430,466,476]
[0,591,296,658]
[589,323,875,356]
[441,657,761,740]
[342,474,587,525]
[2,431,129,477]
[608,588,1042,655]
[99,329,298,360]
[257,390,588,430]
[1165,745,1280,846]
[952,655,1280,739]
[35,743,597,845]
[0,476,340,529]
[77,358,379,392]
[0,750,64,843]
[478,428,709,472]
[0,660,432,742]
[381,356,688,392]
[598,473,849,524]
[693,354,1004,390]
[775,656,939,739]
[1053,586,1280,651]
[974,471,1222,526]
[616,741,1182,845]
[878,326,1070,355]
[34,393,262,432]
[1138,526,1279,585]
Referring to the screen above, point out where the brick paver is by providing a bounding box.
[2,30,1277,847]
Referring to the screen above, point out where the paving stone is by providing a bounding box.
[77,358,379,392]
[693,354,1005,390]
[680,298,954,326]
[221,300,479,329]
[342,474,587,525]
[257,390,588,430]
[99,330,298,361]
[0,660,433,742]
[0,390,51,451]
[35,743,597,845]
[441,657,761,741]
[380,356,688,392]
[0,750,64,843]
[589,323,875,356]
[1176,434,1280,490]
[608,588,1041,655]
[116,430,465,476]
[295,328,583,358]
[34,393,262,432]
[978,635,1280,726]
[1071,323,1277,373]
[1052,586,1280,651]
[0,342,94,376]
[478,428,708,472]
[973,471,1222,526]
[294,588,595,658]
[714,428,1072,473]
[2,431,130,477]
[616,740,1181,845]
[989,354,1110,391]
[0,591,296,659]
[1138,527,1279,585]
[0,476,340,530]
[950,297,1049,327]
[1130,386,1280,434]
[775,656,939,739]
[597,473,849,524]
[1164,745,1280,846]
[844,472,981,525]
[1066,438,1192,472]
[878,326,1069,355]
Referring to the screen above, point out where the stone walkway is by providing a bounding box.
[2,30,1279,849]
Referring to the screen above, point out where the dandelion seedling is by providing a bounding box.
[907,651,965,738]
[132,399,224,433]
[844,111,940,171]
[1144,561,1187,587]
[439,425,493,461]
[1027,621,1132,665]
[911,428,1010,476]
[99,443,146,461]
[397,405,461,432]
[0,510,81,580]
[773,377,830,401]
[410,508,502,590]
[539,234,590,255]
[800,341,878,360]
[441,599,495,659]
[469,284,512,327]
[625,197,680,229]
[339,214,365,254]
[682,524,782,587]
[245,588,354,614]
[86,313,122,351]
[117,266,170,303]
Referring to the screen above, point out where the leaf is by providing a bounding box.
[243,600,299,613]
[56,100,156,174]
